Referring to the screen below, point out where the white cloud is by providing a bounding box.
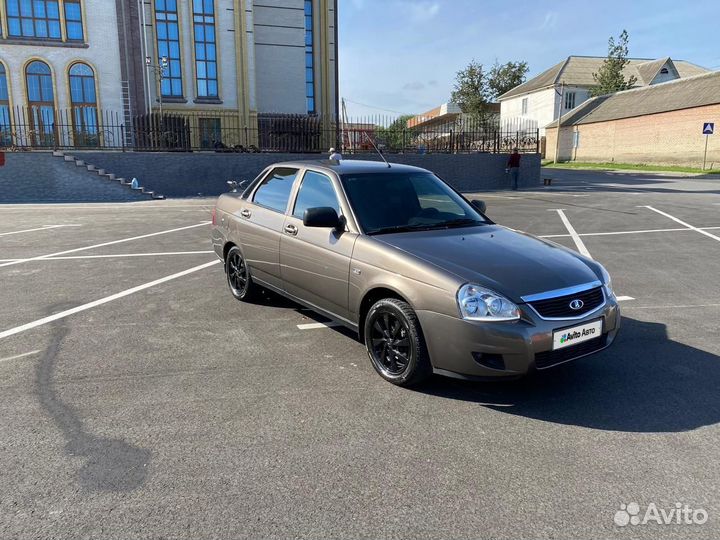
[407,1,440,22]
[403,81,426,91]
[541,11,558,30]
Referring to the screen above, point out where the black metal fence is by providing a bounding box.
[0,107,539,154]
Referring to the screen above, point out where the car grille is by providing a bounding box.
[534,334,608,369]
[527,286,604,319]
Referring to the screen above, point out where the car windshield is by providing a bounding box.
[340,171,489,235]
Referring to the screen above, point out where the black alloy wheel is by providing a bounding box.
[226,246,257,301]
[364,298,432,386]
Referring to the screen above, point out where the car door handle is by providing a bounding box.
[284,224,298,236]
[240,208,251,218]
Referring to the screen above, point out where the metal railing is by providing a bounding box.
[0,107,539,154]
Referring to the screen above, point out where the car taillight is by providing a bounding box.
[211,207,216,225]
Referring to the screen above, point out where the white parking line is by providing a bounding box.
[623,303,720,310]
[616,296,634,302]
[0,221,211,269]
[0,350,41,363]
[640,206,720,243]
[544,227,720,239]
[0,204,211,210]
[550,209,593,258]
[297,322,342,330]
[539,227,694,239]
[0,250,215,263]
[0,260,221,341]
[0,224,81,237]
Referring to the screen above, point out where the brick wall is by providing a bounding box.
[78,151,542,198]
[0,153,147,203]
[547,104,720,167]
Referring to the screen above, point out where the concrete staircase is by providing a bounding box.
[53,150,165,200]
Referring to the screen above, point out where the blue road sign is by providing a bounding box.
[702,122,714,135]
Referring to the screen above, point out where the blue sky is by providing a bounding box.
[338,0,720,118]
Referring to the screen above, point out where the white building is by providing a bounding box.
[499,56,709,136]
[0,0,338,149]
[133,0,338,128]
[0,0,124,146]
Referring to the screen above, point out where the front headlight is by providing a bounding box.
[599,265,614,295]
[457,284,520,321]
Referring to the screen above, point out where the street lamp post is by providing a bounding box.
[145,55,169,127]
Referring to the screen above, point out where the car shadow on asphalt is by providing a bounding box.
[417,316,720,433]
[251,287,358,338]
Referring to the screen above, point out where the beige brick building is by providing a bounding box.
[546,71,720,169]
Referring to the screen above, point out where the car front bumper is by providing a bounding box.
[416,295,621,379]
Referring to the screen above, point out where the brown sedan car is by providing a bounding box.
[211,160,620,386]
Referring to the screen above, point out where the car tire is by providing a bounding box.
[225,246,259,301]
[364,298,432,387]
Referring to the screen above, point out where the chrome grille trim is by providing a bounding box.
[523,284,607,321]
[520,280,602,303]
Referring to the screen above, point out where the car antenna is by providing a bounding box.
[362,131,391,168]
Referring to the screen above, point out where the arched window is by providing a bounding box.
[69,63,98,146]
[0,63,11,146]
[25,60,55,146]
[6,0,62,39]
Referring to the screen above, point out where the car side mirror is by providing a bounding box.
[227,179,252,193]
[471,199,487,214]
[303,207,341,229]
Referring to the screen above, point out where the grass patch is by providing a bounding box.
[543,161,720,175]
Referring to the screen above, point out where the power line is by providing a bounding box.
[342,98,417,116]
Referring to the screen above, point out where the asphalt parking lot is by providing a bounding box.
[1,168,719,540]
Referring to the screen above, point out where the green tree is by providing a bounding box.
[376,115,416,151]
[590,29,638,97]
[488,60,529,100]
[450,60,491,118]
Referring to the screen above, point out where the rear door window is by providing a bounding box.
[292,170,340,219]
[252,167,299,213]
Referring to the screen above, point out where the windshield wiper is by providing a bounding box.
[427,218,486,229]
[367,219,485,235]
[366,223,437,235]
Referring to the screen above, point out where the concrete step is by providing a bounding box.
[63,155,75,162]
[75,160,85,167]
[86,164,96,171]
[52,150,64,157]
[96,169,106,175]
[152,193,166,200]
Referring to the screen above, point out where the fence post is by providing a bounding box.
[121,124,126,152]
[536,128,539,154]
[516,130,519,151]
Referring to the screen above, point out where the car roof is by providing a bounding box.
[271,159,431,175]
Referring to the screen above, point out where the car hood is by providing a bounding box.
[374,225,600,302]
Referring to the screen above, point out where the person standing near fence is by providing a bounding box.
[506,147,521,190]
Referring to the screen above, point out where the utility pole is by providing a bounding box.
[553,81,565,164]
[145,55,168,126]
